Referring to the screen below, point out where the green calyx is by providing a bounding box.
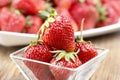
[26,16,32,27]
[95,1,107,21]
[38,9,57,34]
[50,50,80,62]
[39,8,58,20]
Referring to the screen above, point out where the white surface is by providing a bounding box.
[0,21,120,46]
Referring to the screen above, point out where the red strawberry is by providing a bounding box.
[50,51,82,80]
[54,0,72,9]
[96,2,119,27]
[0,8,25,32]
[69,1,99,30]
[76,42,98,63]
[42,16,75,52]
[56,7,78,31]
[12,0,46,14]
[25,16,43,34]
[75,19,98,63]
[24,42,55,80]
[0,0,10,8]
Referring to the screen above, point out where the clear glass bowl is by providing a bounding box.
[10,47,109,80]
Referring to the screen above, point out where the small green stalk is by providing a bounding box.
[80,18,85,42]
[95,0,107,21]
[76,18,85,42]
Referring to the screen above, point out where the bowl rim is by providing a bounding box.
[10,47,109,71]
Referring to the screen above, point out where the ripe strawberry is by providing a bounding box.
[56,7,78,31]
[0,8,25,32]
[0,0,10,8]
[50,51,82,80]
[54,0,72,9]
[12,0,46,14]
[42,16,75,52]
[75,19,98,63]
[69,1,99,30]
[25,16,43,34]
[24,42,55,80]
[76,42,98,63]
[96,2,119,27]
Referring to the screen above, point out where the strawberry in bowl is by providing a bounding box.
[10,10,109,80]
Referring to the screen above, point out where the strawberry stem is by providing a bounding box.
[80,18,85,42]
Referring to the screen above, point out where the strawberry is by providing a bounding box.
[0,8,25,32]
[25,16,43,34]
[54,0,72,9]
[0,0,10,8]
[50,50,82,80]
[56,7,78,31]
[24,43,55,80]
[75,19,98,63]
[76,42,98,63]
[42,15,75,52]
[69,1,99,30]
[24,32,55,80]
[96,2,119,27]
[12,0,46,14]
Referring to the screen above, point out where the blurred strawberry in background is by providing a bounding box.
[0,0,10,8]
[102,0,120,16]
[54,0,72,9]
[96,0,120,27]
[12,0,46,14]
[0,8,25,32]
[69,0,99,30]
[0,0,120,33]
[25,16,43,34]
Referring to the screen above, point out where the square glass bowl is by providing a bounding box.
[10,47,109,80]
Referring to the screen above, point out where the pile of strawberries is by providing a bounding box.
[0,0,120,33]
[23,10,98,80]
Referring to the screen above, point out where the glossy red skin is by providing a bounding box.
[42,16,75,52]
[69,3,99,30]
[25,16,43,34]
[0,0,10,8]
[96,3,119,27]
[24,43,55,80]
[76,42,98,63]
[56,7,78,31]
[0,8,25,32]
[50,56,82,80]
[12,0,46,14]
